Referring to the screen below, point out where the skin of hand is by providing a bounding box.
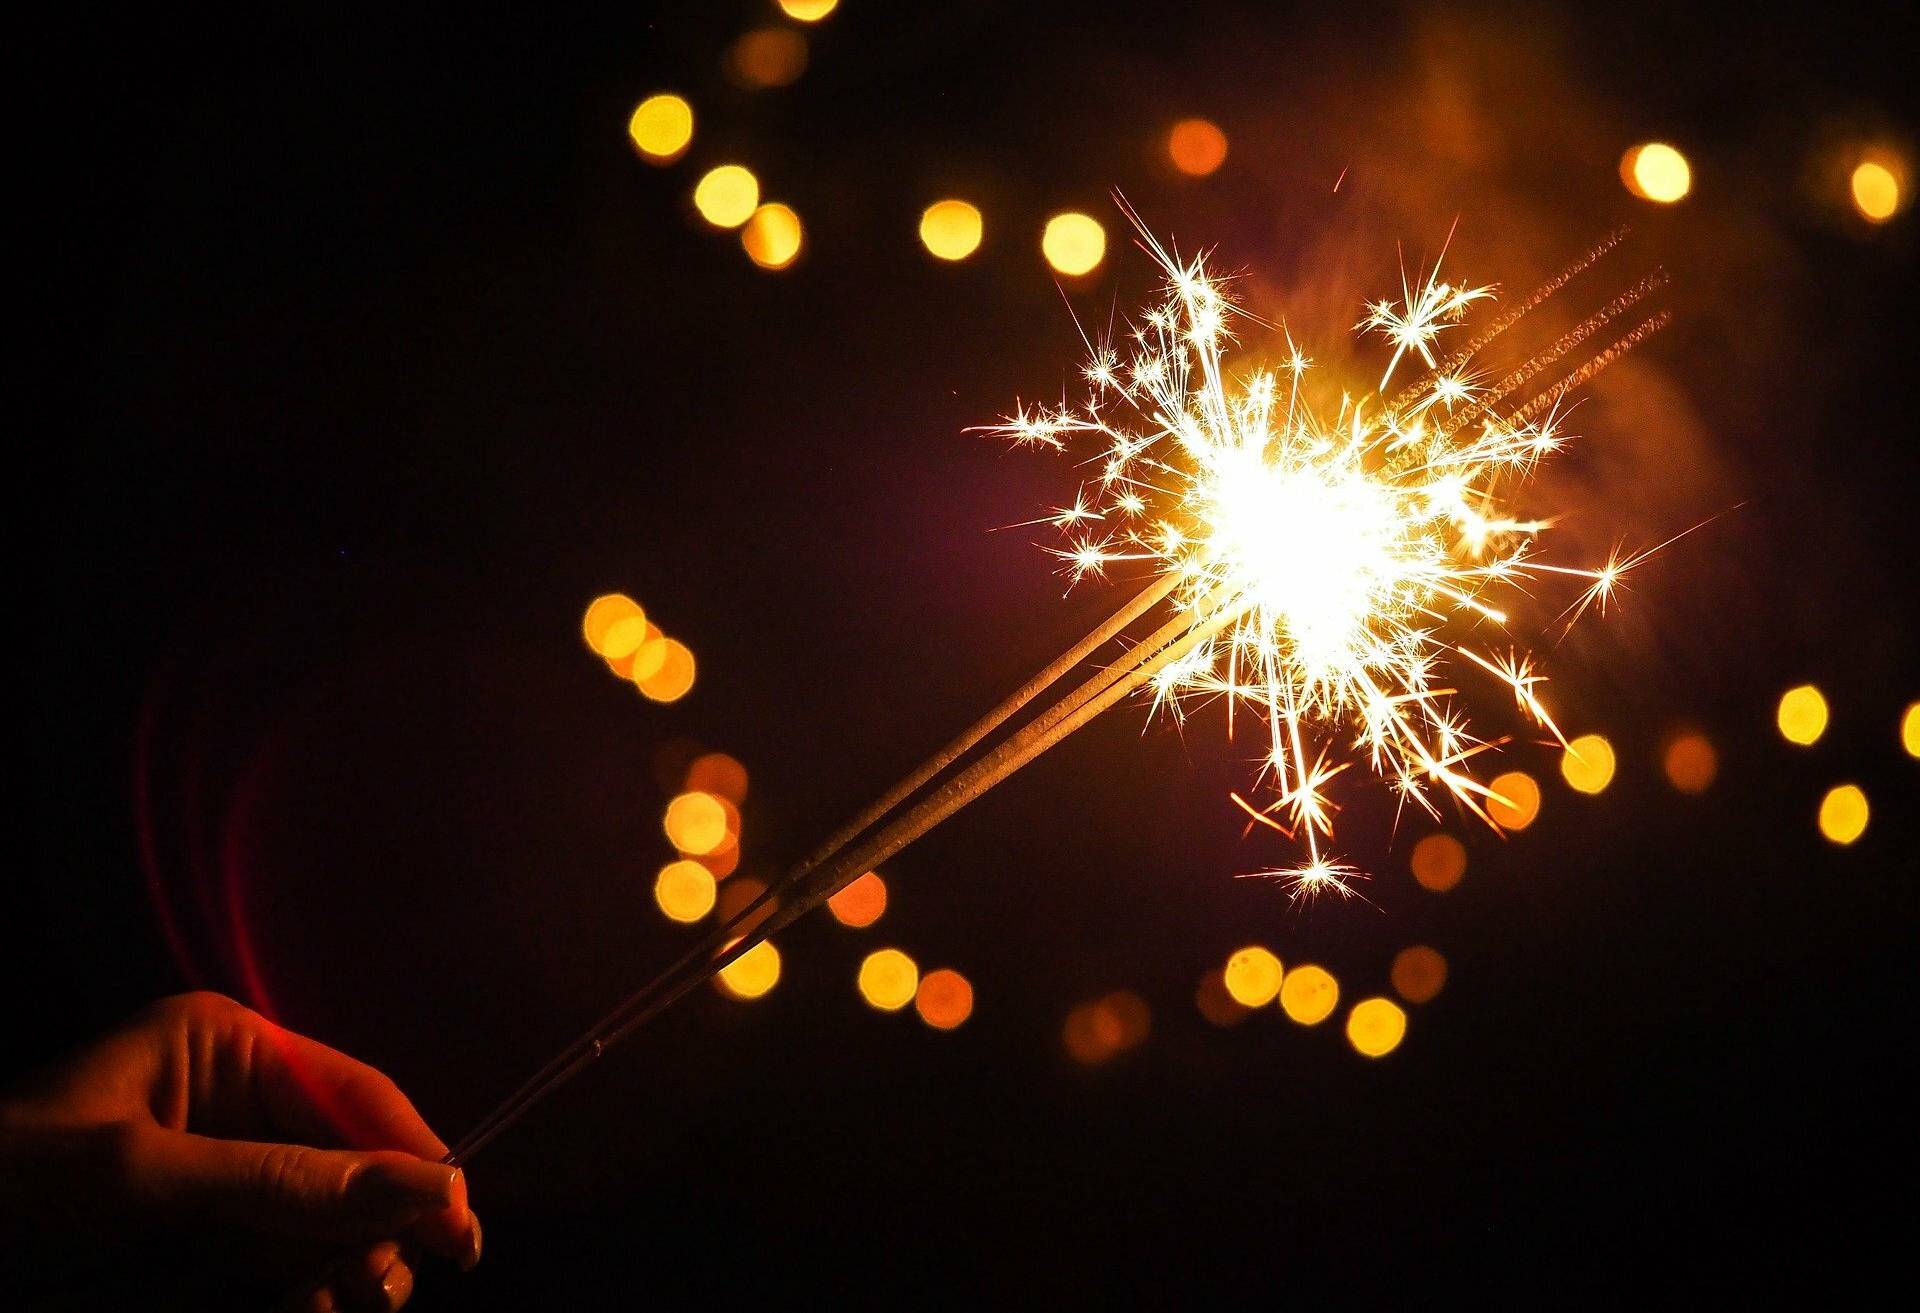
[0,991,480,1311]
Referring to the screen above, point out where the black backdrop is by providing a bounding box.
[25,3,1916,1306]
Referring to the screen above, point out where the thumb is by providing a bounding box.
[129,1126,459,1241]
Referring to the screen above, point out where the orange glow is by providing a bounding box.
[1663,732,1718,794]
[637,638,696,702]
[1559,733,1616,795]
[857,948,919,1011]
[627,94,693,163]
[1409,833,1466,892]
[919,199,983,261]
[1100,991,1151,1048]
[653,860,716,923]
[1817,784,1869,845]
[716,939,781,999]
[741,202,804,269]
[693,165,760,229]
[1279,965,1338,1025]
[1390,945,1448,1004]
[1194,971,1250,1027]
[582,593,642,655]
[1902,702,1920,758]
[1064,992,1150,1064]
[1167,118,1228,176]
[1041,212,1105,276]
[728,28,807,89]
[1776,684,1828,746]
[1487,770,1541,831]
[1222,946,1284,1007]
[664,791,729,855]
[686,752,748,803]
[1345,997,1408,1057]
[1851,159,1901,222]
[1063,1003,1116,1065]
[777,0,838,19]
[827,871,887,927]
[914,969,974,1029]
[1620,142,1691,203]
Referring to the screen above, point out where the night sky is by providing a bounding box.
[26,3,1916,1305]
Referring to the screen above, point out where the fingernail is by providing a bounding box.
[349,1158,458,1218]
[380,1258,413,1310]
[460,1211,483,1272]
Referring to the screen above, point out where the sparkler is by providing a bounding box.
[980,211,1670,895]
[445,215,1673,1163]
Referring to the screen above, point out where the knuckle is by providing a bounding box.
[149,989,242,1026]
[255,1141,318,1200]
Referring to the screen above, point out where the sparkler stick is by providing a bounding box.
[1433,267,1670,440]
[1384,225,1630,419]
[1501,311,1673,428]
[787,569,1182,886]
[447,575,1217,1163]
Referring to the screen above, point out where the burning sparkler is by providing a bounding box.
[444,214,1673,1163]
[981,213,1669,896]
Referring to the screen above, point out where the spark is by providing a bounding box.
[982,221,1668,892]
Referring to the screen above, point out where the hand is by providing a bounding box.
[0,991,480,1311]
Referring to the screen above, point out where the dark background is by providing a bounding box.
[25,2,1916,1305]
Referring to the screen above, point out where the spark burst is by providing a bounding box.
[984,223,1660,897]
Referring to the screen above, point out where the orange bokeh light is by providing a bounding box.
[1279,965,1339,1025]
[1409,833,1466,892]
[637,638,696,702]
[716,939,781,999]
[1390,945,1448,1004]
[685,751,749,803]
[741,202,804,270]
[1776,684,1828,746]
[626,625,669,681]
[1063,990,1151,1064]
[1559,733,1616,795]
[1041,212,1105,277]
[1850,158,1901,223]
[1345,997,1408,1057]
[653,860,716,923]
[857,948,919,1011]
[728,28,808,89]
[627,94,693,163]
[693,165,760,229]
[1222,946,1283,1007]
[827,871,887,927]
[914,969,974,1029]
[919,199,984,261]
[1817,784,1869,846]
[664,791,729,855]
[1167,118,1228,176]
[1487,770,1541,831]
[583,593,643,655]
[1662,732,1718,794]
[1620,142,1691,203]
